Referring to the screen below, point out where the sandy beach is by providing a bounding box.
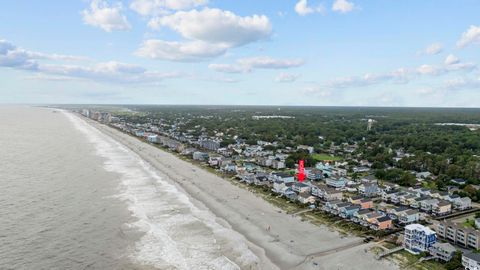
[86,116,398,270]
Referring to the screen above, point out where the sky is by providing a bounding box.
[1,0,480,107]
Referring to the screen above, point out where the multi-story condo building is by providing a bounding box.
[436,220,480,250]
[404,224,437,254]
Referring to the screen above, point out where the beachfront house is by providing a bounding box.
[324,201,349,215]
[147,134,158,143]
[371,216,393,230]
[208,156,223,167]
[193,151,209,161]
[352,209,373,224]
[272,181,284,193]
[221,162,237,173]
[429,242,456,262]
[241,174,255,185]
[339,205,361,219]
[404,224,437,254]
[297,192,316,204]
[281,186,297,200]
[364,211,383,224]
[322,200,341,213]
[254,174,269,186]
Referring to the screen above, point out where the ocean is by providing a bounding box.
[0,106,259,270]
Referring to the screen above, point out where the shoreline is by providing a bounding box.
[81,114,398,270]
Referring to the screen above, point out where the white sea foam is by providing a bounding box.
[63,112,260,269]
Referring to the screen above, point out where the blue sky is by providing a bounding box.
[1,0,480,106]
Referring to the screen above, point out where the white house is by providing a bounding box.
[404,224,437,254]
[463,252,480,270]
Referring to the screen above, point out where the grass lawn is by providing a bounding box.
[312,153,342,161]
[463,218,476,229]
[389,251,446,270]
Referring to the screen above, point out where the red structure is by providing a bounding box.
[297,160,305,182]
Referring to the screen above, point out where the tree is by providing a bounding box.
[285,150,316,168]
[220,138,235,147]
[444,251,462,270]
[398,172,416,187]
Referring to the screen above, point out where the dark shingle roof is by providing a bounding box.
[465,252,480,262]
[377,216,391,222]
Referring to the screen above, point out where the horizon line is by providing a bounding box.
[2,103,480,109]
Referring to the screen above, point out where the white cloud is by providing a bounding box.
[457,25,480,48]
[130,0,208,16]
[148,8,271,47]
[421,43,443,55]
[446,62,476,72]
[0,40,87,70]
[325,68,410,89]
[443,77,480,91]
[238,56,304,69]
[332,0,354,13]
[417,64,443,76]
[136,39,228,61]
[209,56,304,73]
[0,40,38,70]
[417,58,476,75]
[444,54,460,65]
[81,0,131,32]
[321,57,477,90]
[294,0,325,16]
[0,39,181,84]
[142,8,272,61]
[41,61,181,84]
[208,63,248,73]
[275,73,299,83]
